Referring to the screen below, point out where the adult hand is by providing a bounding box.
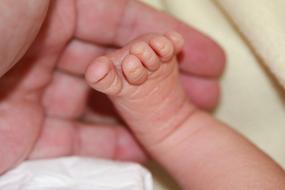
[0,0,225,174]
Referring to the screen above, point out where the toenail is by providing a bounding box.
[131,42,147,54]
[165,32,184,50]
[124,55,141,72]
[95,56,112,63]
[86,59,111,83]
[151,38,164,49]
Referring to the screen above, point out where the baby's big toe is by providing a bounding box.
[85,56,122,95]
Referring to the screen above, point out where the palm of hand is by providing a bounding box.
[0,0,115,173]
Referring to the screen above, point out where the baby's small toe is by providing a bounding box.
[122,55,148,85]
[86,56,122,95]
[149,36,175,62]
[130,41,160,71]
[165,31,184,54]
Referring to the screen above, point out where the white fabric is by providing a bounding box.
[0,157,152,190]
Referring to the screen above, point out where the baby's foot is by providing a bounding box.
[85,32,194,145]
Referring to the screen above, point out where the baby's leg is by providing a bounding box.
[85,32,285,189]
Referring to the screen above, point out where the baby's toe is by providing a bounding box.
[85,56,122,95]
[130,41,160,71]
[149,35,175,62]
[165,31,184,54]
[122,55,148,85]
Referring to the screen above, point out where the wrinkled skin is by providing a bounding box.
[0,0,225,174]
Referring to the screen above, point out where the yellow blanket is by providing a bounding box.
[143,0,285,189]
